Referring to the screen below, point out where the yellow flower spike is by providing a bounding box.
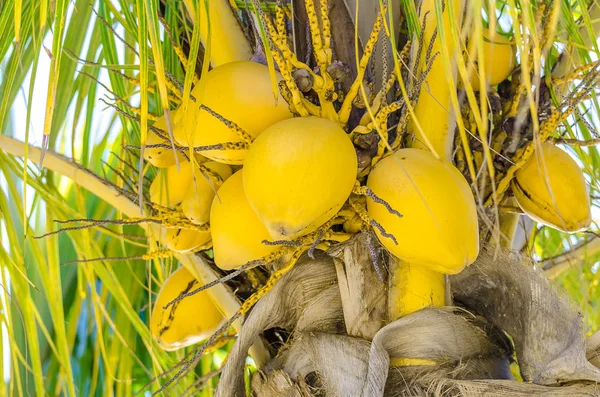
[178,61,294,164]
[149,160,194,207]
[181,161,232,225]
[366,149,479,275]
[150,266,225,351]
[256,7,337,120]
[338,10,385,124]
[512,142,591,233]
[347,192,398,242]
[275,5,286,37]
[158,15,200,85]
[243,117,358,240]
[264,6,336,120]
[141,250,174,261]
[303,0,333,71]
[144,112,188,168]
[371,101,404,166]
[348,194,373,224]
[319,0,332,64]
[467,29,516,91]
[164,226,212,253]
[230,221,335,322]
[210,171,280,270]
[270,51,311,117]
[361,72,398,126]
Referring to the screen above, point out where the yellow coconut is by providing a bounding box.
[177,61,293,164]
[468,29,515,91]
[210,171,279,270]
[144,111,187,168]
[181,161,233,225]
[366,148,479,274]
[150,266,224,351]
[243,117,357,240]
[149,161,194,207]
[512,142,591,232]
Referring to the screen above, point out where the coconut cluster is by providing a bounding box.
[146,55,592,351]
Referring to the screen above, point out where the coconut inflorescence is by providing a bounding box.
[13,2,598,394]
[143,55,486,350]
[140,11,591,359]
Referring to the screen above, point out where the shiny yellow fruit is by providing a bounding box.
[181,161,233,225]
[512,142,591,232]
[164,227,211,253]
[144,111,187,168]
[177,61,293,164]
[210,171,278,270]
[366,149,479,274]
[243,117,358,240]
[150,266,224,351]
[149,161,193,207]
[468,29,515,90]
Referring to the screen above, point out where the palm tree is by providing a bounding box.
[1,0,599,395]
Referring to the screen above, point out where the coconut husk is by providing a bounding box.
[587,330,600,369]
[216,240,600,396]
[256,327,598,396]
[452,247,600,385]
[215,251,344,397]
[329,231,388,339]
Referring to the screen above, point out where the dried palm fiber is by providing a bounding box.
[262,308,512,397]
[452,247,600,385]
[252,308,598,396]
[254,329,599,397]
[362,308,513,396]
[215,251,345,397]
[329,231,388,339]
[217,238,600,396]
[588,330,600,369]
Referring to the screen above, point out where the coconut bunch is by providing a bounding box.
[132,0,598,393]
[454,27,592,234]
[145,37,480,355]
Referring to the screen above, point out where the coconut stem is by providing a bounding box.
[388,255,444,367]
[184,0,252,67]
[497,197,521,249]
[0,135,270,366]
[388,255,445,320]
